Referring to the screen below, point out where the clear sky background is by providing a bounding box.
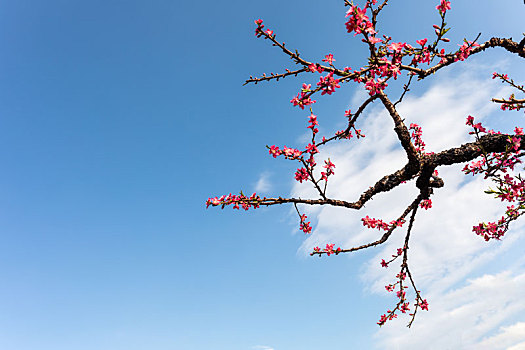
[0,1,524,349]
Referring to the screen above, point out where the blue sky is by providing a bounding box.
[0,1,524,349]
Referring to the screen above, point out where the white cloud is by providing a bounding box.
[290,64,525,348]
[254,172,272,193]
[252,345,275,350]
[476,322,525,350]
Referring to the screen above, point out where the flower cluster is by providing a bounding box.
[345,4,376,36]
[306,143,319,155]
[335,110,365,141]
[411,39,433,66]
[364,77,388,96]
[311,244,342,256]
[254,19,264,37]
[380,247,405,268]
[206,192,262,210]
[454,40,480,62]
[463,115,525,240]
[436,0,451,13]
[500,96,524,112]
[321,159,335,181]
[268,145,302,159]
[308,63,324,73]
[378,263,429,326]
[492,72,525,112]
[294,167,309,183]
[362,215,405,231]
[378,279,410,327]
[409,123,426,154]
[283,0,482,112]
[328,244,342,256]
[420,199,432,210]
[253,19,275,39]
[472,217,508,241]
[291,83,317,109]
[307,113,319,134]
[463,116,521,177]
[299,214,312,234]
[317,72,341,95]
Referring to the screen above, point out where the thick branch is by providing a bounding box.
[431,133,522,166]
[377,91,420,167]
[492,98,525,104]
[251,135,522,211]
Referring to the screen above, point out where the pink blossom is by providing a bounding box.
[299,214,312,234]
[409,123,426,153]
[322,159,335,179]
[345,5,373,36]
[416,38,428,46]
[254,19,264,37]
[436,0,451,13]
[508,136,521,151]
[282,146,302,159]
[364,78,387,95]
[295,168,309,183]
[400,302,410,314]
[290,85,317,109]
[206,192,263,211]
[299,221,312,234]
[322,53,335,65]
[455,41,480,62]
[368,36,382,44]
[290,95,315,109]
[420,199,432,210]
[306,154,316,167]
[306,143,319,154]
[269,145,281,158]
[308,113,318,125]
[389,219,405,228]
[324,243,335,256]
[362,215,377,228]
[308,63,323,73]
[396,290,406,299]
[317,72,341,95]
[377,314,388,325]
[388,42,406,52]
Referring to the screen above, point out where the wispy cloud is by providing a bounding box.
[254,171,272,193]
[477,322,525,350]
[290,63,525,348]
[252,345,275,350]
